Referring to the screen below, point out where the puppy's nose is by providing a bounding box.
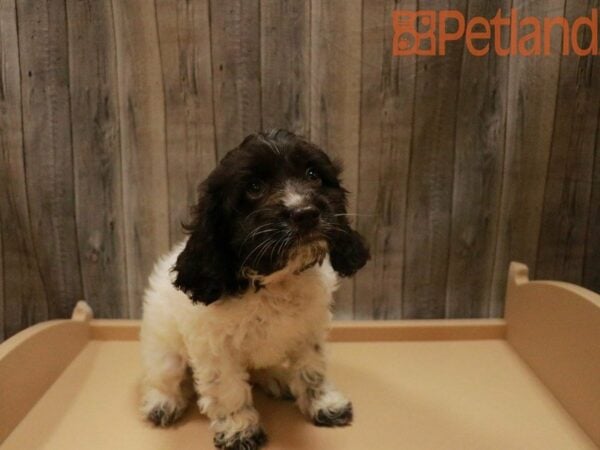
[290,206,320,228]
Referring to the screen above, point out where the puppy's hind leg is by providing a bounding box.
[140,332,193,427]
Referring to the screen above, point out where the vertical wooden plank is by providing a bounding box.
[66,0,127,318]
[1,0,50,339]
[112,0,169,318]
[311,0,362,319]
[155,0,218,245]
[16,0,82,320]
[536,0,600,285]
[0,227,4,340]
[583,88,600,294]
[261,0,310,135]
[491,0,566,316]
[445,0,510,318]
[402,0,466,319]
[210,0,261,158]
[354,0,415,319]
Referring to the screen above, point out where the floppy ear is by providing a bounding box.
[171,190,240,305]
[329,218,370,277]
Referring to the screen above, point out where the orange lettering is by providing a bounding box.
[466,17,491,56]
[491,9,510,56]
[571,9,598,56]
[519,17,542,55]
[544,17,570,55]
[439,10,465,55]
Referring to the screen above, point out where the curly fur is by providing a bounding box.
[140,130,369,449]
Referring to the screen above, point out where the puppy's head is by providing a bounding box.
[172,129,370,304]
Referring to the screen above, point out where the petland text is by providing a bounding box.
[392,8,598,56]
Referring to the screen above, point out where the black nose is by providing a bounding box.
[290,206,320,228]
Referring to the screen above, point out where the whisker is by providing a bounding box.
[270,236,281,261]
[255,238,278,265]
[244,207,273,222]
[240,223,276,247]
[278,230,293,258]
[253,231,284,267]
[247,228,277,241]
[272,229,292,261]
[263,228,290,263]
[321,221,352,237]
[241,237,274,269]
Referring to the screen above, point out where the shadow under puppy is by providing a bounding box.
[140,129,370,449]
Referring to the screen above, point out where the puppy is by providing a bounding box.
[140,129,369,449]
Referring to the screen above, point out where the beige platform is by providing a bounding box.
[1,262,599,449]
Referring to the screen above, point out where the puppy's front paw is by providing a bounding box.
[313,401,353,427]
[142,387,189,427]
[147,403,185,427]
[214,426,268,450]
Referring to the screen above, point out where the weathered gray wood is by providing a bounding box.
[16,0,82,320]
[491,0,567,317]
[1,0,48,339]
[210,0,261,158]
[583,106,600,294]
[354,0,416,319]
[4,0,600,336]
[261,0,310,135]
[310,0,362,319]
[0,224,4,340]
[403,0,467,319]
[536,0,600,285]
[112,0,170,318]
[66,0,128,318]
[155,0,218,245]
[445,0,510,318]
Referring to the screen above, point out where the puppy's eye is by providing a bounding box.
[247,180,265,198]
[305,167,321,182]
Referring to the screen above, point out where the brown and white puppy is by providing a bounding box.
[140,129,369,449]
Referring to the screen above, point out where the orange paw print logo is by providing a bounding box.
[392,11,436,56]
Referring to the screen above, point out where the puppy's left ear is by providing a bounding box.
[329,218,370,277]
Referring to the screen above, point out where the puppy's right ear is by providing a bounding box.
[171,191,232,305]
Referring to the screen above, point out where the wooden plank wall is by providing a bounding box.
[1,0,49,338]
[1,0,599,339]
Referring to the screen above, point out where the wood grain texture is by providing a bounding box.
[0,210,3,340]
[491,0,567,316]
[3,1,600,339]
[0,0,50,339]
[112,0,170,318]
[67,0,127,318]
[310,0,362,319]
[261,0,310,135]
[354,0,416,319]
[583,92,600,294]
[403,0,467,319]
[536,0,600,285]
[445,0,510,318]
[210,0,261,159]
[155,0,218,245]
[16,0,82,320]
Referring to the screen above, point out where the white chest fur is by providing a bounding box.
[142,243,339,371]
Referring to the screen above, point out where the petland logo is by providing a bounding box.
[392,9,599,56]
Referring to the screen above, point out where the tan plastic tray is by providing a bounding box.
[1,262,599,450]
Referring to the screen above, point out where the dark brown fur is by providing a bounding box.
[172,129,370,305]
